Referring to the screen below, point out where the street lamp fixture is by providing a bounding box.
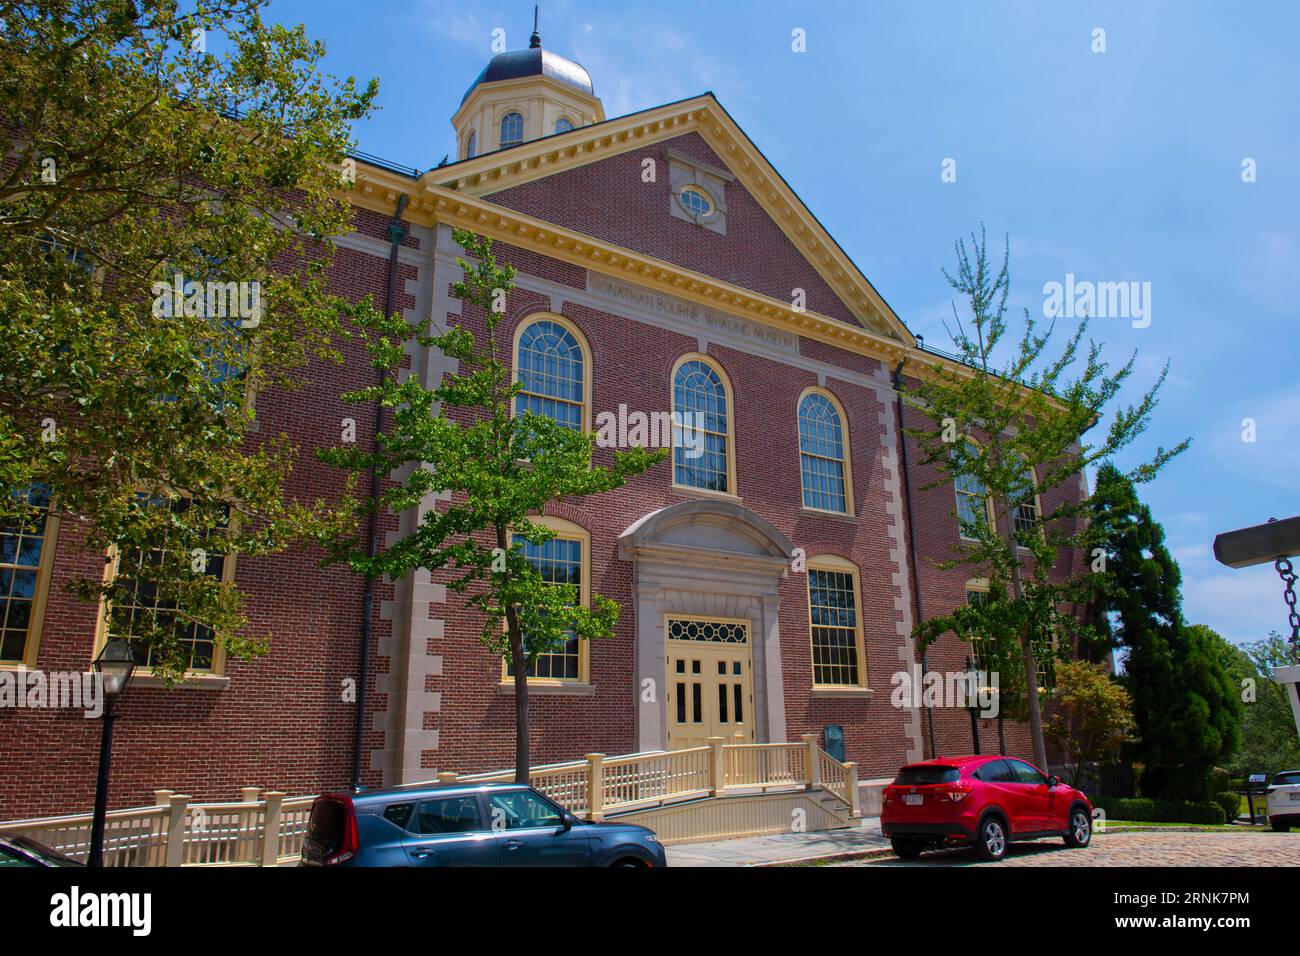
[87,638,137,867]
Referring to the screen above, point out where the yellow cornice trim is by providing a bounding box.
[341,151,1060,410]
[412,183,910,366]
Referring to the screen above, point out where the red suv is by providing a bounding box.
[881,755,1093,861]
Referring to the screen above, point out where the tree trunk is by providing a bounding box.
[507,614,529,783]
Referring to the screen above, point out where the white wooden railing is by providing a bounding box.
[0,736,858,866]
[416,734,859,822]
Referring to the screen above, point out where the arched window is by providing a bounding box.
[513,315,588,431]
[798,389,851,514]
[1011,459,1042,540]
[807,555,866,688]
[465,131,477,159]
[554,116,574,134]
[499,111,524,148]
[671,355,734,494]
[953,440,991,539]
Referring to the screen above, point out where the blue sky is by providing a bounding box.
[265,0,1300,649]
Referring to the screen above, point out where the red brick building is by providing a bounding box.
[0,36,1085,817]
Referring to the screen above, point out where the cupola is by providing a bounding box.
[451,17,604,160]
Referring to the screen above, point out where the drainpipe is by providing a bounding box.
[893,357,937,760]
[351,193,409,791]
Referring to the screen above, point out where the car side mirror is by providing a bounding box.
[1048,775,1060,788]
[560,812,575,831]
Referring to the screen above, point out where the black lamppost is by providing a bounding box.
[88,639,137,867]
[965,655,981,755]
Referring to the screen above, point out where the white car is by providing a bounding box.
[1266,771,1300,832]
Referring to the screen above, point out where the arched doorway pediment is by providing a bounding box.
[618,498,794,572]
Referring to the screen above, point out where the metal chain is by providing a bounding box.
[1276,558,1300,652]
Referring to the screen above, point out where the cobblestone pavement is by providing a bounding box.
[850,830,1300,866]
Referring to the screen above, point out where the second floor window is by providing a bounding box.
[672,357,732,493]
[953,441,990,539]
[514,317,586,431]
[1012,460,1041,540]
[798,391,849,513]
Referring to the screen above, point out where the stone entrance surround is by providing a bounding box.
[619,499,796,752]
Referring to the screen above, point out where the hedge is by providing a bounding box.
[1213,792,1242,822]
[1092,796,1227,825]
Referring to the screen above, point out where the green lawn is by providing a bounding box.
[1101,820,1265,832]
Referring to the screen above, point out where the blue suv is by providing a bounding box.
[299,782,667,867]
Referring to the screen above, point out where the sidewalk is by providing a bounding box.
[665,817,889,867]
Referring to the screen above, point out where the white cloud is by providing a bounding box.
[1183,562,1293,647]
[1211,385,1300,495]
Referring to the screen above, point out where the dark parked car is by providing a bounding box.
[299,782,667,867]
[0,832,84,868]
[881,755,1093,861]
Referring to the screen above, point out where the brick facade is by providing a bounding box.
[0,99,1084,820]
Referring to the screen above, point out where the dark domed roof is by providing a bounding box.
[461,35,594,104]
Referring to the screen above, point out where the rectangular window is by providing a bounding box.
[103,497,228,673]
[808,567,863,687]
[0,485,54,665]
[505,535,581,680]
[1034,637,1057,690]
[965,588,993,676]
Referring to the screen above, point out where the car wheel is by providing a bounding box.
[611,858,647,867]
[974,816,1008,861]
[1064,807,1092,848]
[1271,819,1291,833]
[890,836,924,860]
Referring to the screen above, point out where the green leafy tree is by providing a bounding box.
[1044,659,1135,788]
[317,230,663,782]
[0,0,376,679]
[909,227,1186,769]
[1088,464,1242,800]
[1224,633,1300,776]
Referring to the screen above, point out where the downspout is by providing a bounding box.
[351,192,409,791]
[893,357,937,760]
